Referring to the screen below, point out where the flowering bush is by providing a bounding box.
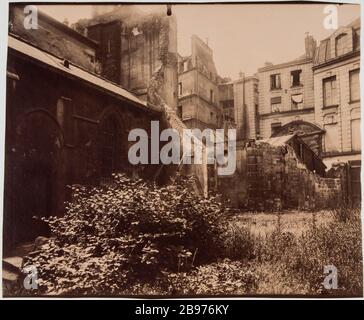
[23,174,228,296]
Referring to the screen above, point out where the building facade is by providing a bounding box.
[74,5,178,110]
[257,33,323,154]
[313,18,361,168]
[218,75,259,140]
[5,35,167,251]
[4,5,183,252]
[177,35,223,131]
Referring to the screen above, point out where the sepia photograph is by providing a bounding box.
[1,1,363,299]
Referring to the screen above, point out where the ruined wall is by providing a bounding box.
[143,13,210,195]
[217,141,343,210]
[246,142,342,210]
[217,144,247,207]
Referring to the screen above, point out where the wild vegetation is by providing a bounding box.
[22,174,363,297]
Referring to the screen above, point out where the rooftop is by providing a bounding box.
[313,17,360,67]
[259,134,296,147]
[8,35,161,113]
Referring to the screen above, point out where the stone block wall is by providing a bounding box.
[217,141,343,210]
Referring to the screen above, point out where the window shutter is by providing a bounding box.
[350,69,360,102]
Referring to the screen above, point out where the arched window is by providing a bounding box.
[99,116,121,177]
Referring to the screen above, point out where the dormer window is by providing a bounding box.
[335,33,349,57]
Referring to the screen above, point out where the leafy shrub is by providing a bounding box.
[223,223,255,260]
[23,174,228,296]
[164,259,258,295]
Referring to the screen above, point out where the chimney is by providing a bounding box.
[305,32,317,59]
[264,62,273,67]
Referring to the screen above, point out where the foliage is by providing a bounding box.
[331,204,360,223]
[22,174,362,297]
[222,223,255,261]
[251,212,363,296]
[23,174,228,296]
[163,259,258,295]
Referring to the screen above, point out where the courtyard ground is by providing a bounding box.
[3,207,362,297]
[230,210,334,237]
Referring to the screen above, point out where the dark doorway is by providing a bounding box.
[4,111,64,248]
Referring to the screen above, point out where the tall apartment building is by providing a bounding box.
[177,35,223,131]
[219,74,259,140]
[313,18,361,168]
[257,34,322,154]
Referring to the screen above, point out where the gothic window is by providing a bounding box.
[99,116,121,178]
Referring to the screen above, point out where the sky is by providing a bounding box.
[39,3,360,80]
